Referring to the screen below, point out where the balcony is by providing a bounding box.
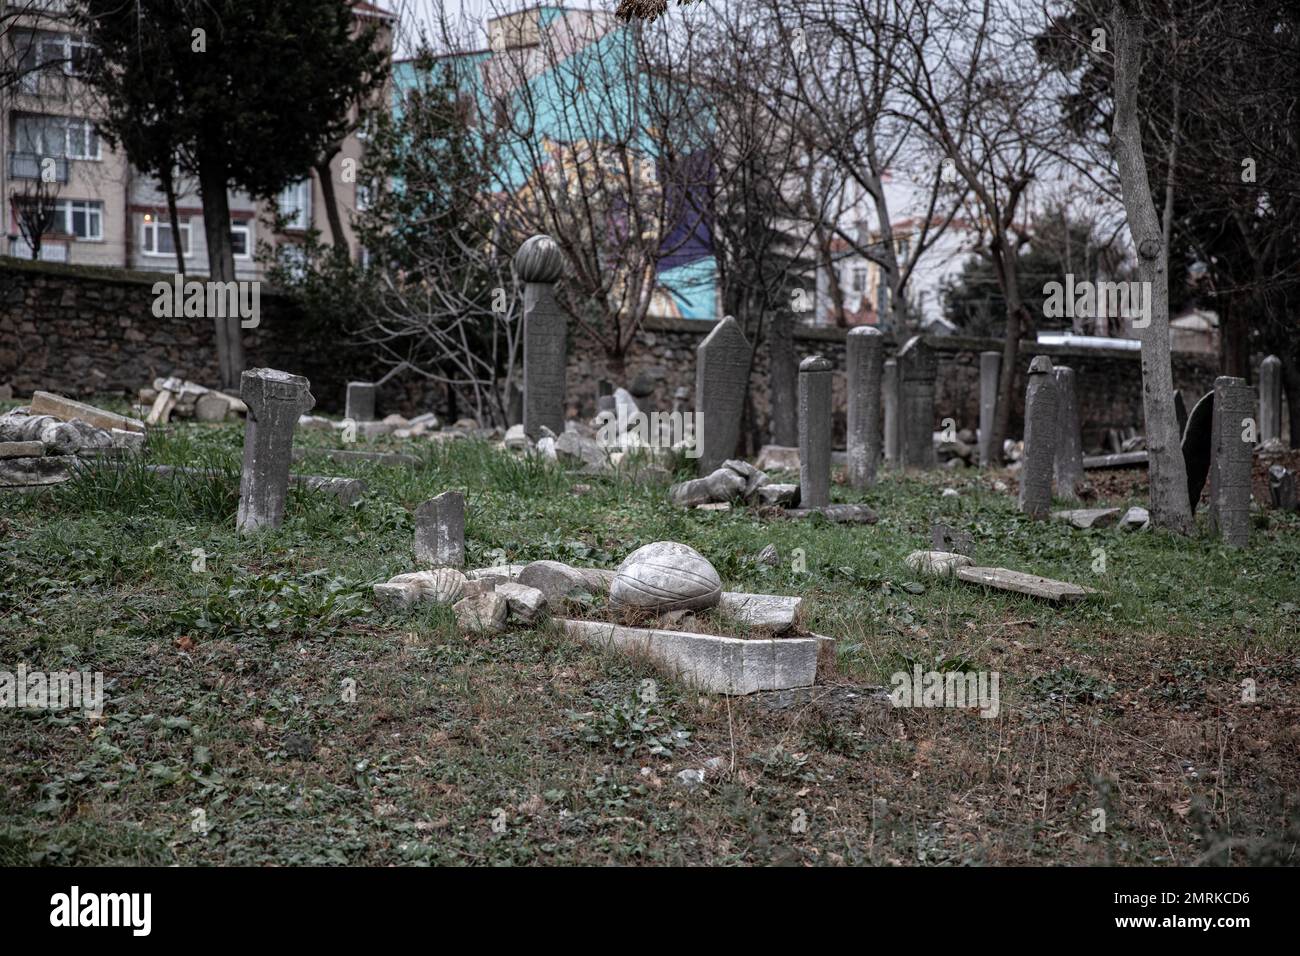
[8,152,69,183]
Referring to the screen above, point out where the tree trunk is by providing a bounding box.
[162,169,185,277]
[197,156,244,389]
[1282,350,1300,448]
[315,154,347,254]
[768,310,797,445]
[1112,11,1193,534]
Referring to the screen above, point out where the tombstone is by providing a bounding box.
[978,351,1001,467]
[1268,465,1297,512]
[345,382,376,422]
[415,491,466,567]
[1182,388,1215,511]
[515,235,567,440]
[798,355,833,509]
[1208,375,1253,547]
[596,379,615,415]
[1052,366,1084,501]
[931,523,973,555]
[882,358,900,468]
[695,315,752,474]
[845,327,884,489]
[1259,355,1283,446]
[1174,390,1188,440]
[897,336,937,470]
[237,369,315,533]
[1018,356,1058,519]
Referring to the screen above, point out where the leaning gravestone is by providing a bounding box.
[237,369,315,533]
[1208,375,1253,547]
[1259,355,1283,446]
[798,355,833,509]
[882,358,900,468]
[1174,390,1189,440]
[1018,355,1058,519]
[845,327,883,489]
[345,382,376,422]
[1052,365,1085,501]
[695,315,752,474]
[1268,465,1297,512]
[897,336,937,470]
[415,491,465,567]
[978,350,1001,467]
[1182,389,1215,511]
[516,235,567,440]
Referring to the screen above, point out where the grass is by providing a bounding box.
[1,411,1298,866]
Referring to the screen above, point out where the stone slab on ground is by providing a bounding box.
[560,618,819,695]
[956,566,1098,603]
[466,564,528,584]
[716,592,802,631]
[0,441,44,459]
[0,456,72,487]
[1083,451,1148,470]
[292,447,418,467]
[30,391,147,434]
[785,503,878,524]
[1051,507,1121,529]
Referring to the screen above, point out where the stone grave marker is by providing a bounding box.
[897,336,937,470]
[237,369,315,533]
[979,350,1001,467]
[345,382,377,422]
[1018,355,1058,519]
[1052,366,1084,500]
[883,358,900,468]
[415,491,466,567]
[1259,355,1283,446]
[516,235,567,440]
[798,354,833,509]
[695,315,752,474]
[1208,376,1253,547]
[846,327,883,489]
[930,523,973,555]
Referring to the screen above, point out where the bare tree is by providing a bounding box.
[12,171,60,260]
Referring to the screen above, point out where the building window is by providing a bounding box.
[13,114,100,160]
[141,214,190,256]
[277,179,312,230]
[231,222,251,258]
[851,267,867,293]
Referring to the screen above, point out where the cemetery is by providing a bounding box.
[1,234,1297,867]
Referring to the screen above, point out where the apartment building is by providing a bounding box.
[1,0,392,277]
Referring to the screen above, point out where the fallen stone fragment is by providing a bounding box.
[30,391,146,434]
[146,390,177,426]
[755,444,799,472]
[1051,507,1121,530]
[0,456,72,487]
[575,568,616,594]
[560,619,819,695]
[503,424,530,450]
[676,769,706,789]
[292,447,418,467]
[389,568,467,605]
[0,409,114,455]
[454,591,509,633]
[756,544,780,566]
[293,475,366,504]
[756,483,799,507]
[930,523,973,555]
[373,582,420,607]
[1119,506,1150,529]
[722,458,768,497]
[1082,451,1148,470]
[497,581,548,623]
[956,566,1098,603]
[717,592,802,631]
[0,441,44,459]
[466,564,528,585]
[1268,465,1297,512]
[555,431,608,473]
[904,550,974,578]
[609,541,722,613]
[696,502,731,511]
[785,503,878,524]
[517,560,588,604]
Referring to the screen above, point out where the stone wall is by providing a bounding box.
[3,258,1219,449]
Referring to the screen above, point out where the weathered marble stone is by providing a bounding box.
[695,316,752,474]
[415,491,465,567]
[786,503,878,524]
[503,424,530,450]
[798,354,833,509]
[194,391,231,422]
[930,523,973,555]
[555,431,608,472]
[291,447,418,467]
[717,592,802,631]
[1051,507,1121,529]
[1119,506,1150,529]
[373,582,419,607]
[1017,356,1058,519]
[466,564,528,584]
[390,568,468,605]
[978,350,1001,467]
[1183,388,1215,511]
[1259,355,1283,446]
[454,591,509,632]
[897,336,937,470]
[905,550,974,578]
[517,235,567,440]
[293,475,366,504]
[755,444,799,472]
[345,382,377,422]
[0,456,71,487]
[756,483,799,506]
[609,541,722,613]
[846,327,883,489]
[0,409,113,455]
[497,581,548,623]
[517,560,588,603]
[956,566,1098,603]
[722,459,768,497]
[0,441,44,459]
[883,358,900,468]
[1208,375,1253,547]
[1052,366,1084,501]
[237,369,315,533]
[30,390,145,434]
